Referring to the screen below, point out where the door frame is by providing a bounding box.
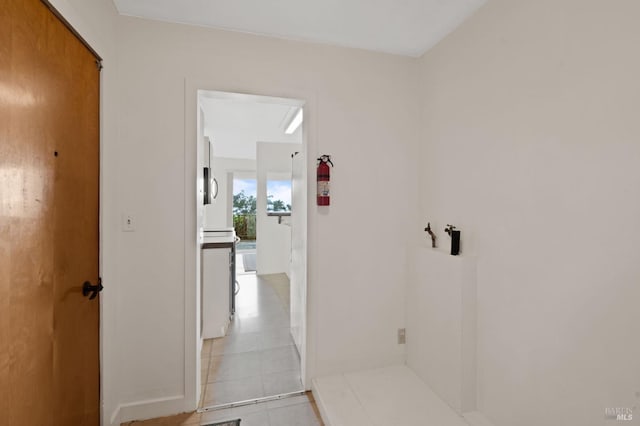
[184,81,318,411]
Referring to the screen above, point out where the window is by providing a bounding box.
[266,176,291,212]
[233,176,257,241]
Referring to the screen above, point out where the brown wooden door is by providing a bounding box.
[0,1,101,425]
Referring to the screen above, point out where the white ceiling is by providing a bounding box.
[199,92,303,160]
[112,0,486,57]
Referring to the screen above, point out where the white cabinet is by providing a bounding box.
[202,246,232,339]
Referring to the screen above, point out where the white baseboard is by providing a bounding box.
[108,405,121,426]
[311,378,332,426]
[463,411,497,426]
[118,395,187,424]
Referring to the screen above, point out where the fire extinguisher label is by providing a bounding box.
[317,181,330,196]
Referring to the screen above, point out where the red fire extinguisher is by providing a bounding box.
[317,155,333,206]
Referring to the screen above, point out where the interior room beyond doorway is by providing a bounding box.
[197,91,307,412]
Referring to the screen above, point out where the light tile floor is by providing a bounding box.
[200,273,303,408]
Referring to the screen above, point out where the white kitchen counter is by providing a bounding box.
[200,228,236,246]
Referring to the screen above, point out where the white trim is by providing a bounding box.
[118,395,187,423]
[184,80,319,413]
[184,78,198,413]
[311,379,333,426]
[109,405,121,426]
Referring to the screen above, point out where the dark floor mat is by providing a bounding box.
[202,420,240,426]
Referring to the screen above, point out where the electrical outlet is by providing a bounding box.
[398,328,406,345]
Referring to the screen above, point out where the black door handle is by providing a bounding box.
[82,278,103,300]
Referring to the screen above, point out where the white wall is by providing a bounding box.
[115,15,419,421]
[204,157,257,230]
[418,1,640,425]
[256,142,299,275]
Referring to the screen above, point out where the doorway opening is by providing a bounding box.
[233,175,257,274]
[196,91,308,411]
